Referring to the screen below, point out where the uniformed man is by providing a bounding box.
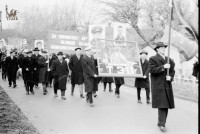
[149,42,175,132]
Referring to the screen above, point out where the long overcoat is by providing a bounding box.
[23,56,35,83]
[81,55,96,93]
[32,54,41,83]
[38,56,48,83]
[149,53,175,109]
[68,54,84,85]
[51,59,69,90]
[135,59,150,88]
[5,56,18,80]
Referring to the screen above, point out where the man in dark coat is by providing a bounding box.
[149,42,175,132]
[5,50,18,88]
[23,50,36,95]
[32,47,41,88]
[51,52,69,100]
[38,50,49,95]
[18,49,28,86]
[69,47,84,98]
[81,46,97,107]
[135,50,150,104]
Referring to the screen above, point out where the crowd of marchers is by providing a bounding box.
[0,41,185,132]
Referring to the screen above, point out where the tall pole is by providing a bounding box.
[0,11,2,38]
[167,0,173,76]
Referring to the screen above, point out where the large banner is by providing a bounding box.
[47,30,89,54]
[96,39,143,77]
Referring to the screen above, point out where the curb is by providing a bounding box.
[124,84,198,103]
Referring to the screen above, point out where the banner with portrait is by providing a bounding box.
[96,39,143,77]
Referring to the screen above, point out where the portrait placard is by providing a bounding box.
[96,39,143,77]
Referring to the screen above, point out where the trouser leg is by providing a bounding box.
[53,81,58,94]
[42,83,47,92]
[87,92,93,104]
[137,88,141,100]
[109,83,112,91]
[115,84,121,95]
[78,84,83,95]
[158,108,168,127]
[71,84,75,94]
[61,89,65,97]
[145,88,150,100]
[103,82,107,90]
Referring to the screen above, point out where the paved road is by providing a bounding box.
[0,77,198,134]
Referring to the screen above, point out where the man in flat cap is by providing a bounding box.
[5,50,18,88]
[135,49,150,104]
[51,51,69,100]
[148,42,175,132]
[69,47,85,98]
[32,47,41,89]
[81,46,97,107]
[23,50,36,95]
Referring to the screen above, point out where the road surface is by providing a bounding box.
[0,77,198,134]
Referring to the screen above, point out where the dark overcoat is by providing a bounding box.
[81,55,96,93]
[38,56,48,83]
[149,53,175,109]
[5,56,18,79]
[114,77,125,85]
[135,59,150,88]
[51,59,69,90]
[23,56,35,83]
[32,54,41,83]
[68,54,84,85]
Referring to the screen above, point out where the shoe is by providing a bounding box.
[9,85,11,87]
[89,103,94,107]
[43,92,46,95]
[109,90,113,92]
[80,94,85,98]
[138,100,142,104]
[71,93,73,96]
[103,89,106,92]
[94,94,97,98]
[30,91,34,95]
[54,94,58,97]
[116,94,120,98]
[159,126,167,132]
[147,99,150,104]
[26,92,29,95]
[13,85,17,88]
[61,96,66,100]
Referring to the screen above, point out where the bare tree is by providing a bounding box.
[98,0,170,46]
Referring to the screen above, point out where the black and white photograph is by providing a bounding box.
[0,0,198,134]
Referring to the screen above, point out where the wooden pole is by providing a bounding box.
[167,1,173,76]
